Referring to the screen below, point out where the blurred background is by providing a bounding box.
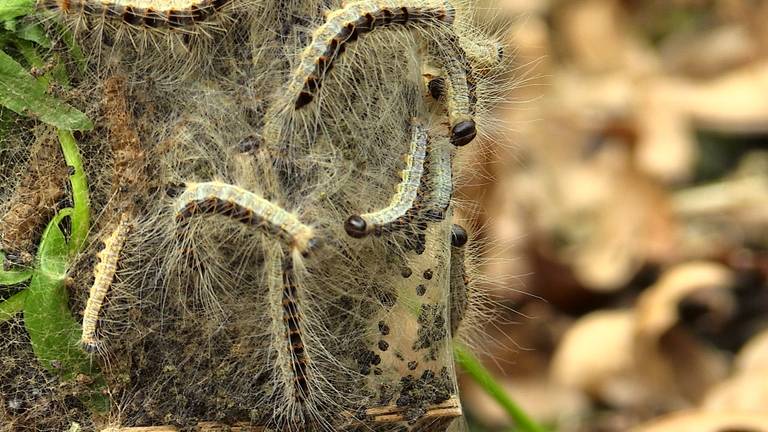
[457,0,768,430]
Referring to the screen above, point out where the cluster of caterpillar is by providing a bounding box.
[7,0,516,430]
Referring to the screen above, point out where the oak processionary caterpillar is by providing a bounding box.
[37,0,232,29]
[288,0,457,110]
[80,213,133,352]
[174,182,318,256]
[282,255,310,403]
[435,39,477,147]
[344,119,428,238]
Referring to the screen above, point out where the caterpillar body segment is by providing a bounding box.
[37,0,232,30]
[281,254,311,403]
[424,135,453,221]
[437,39,477,147]
[174,182,317,256]
[344,119,428,239]
[287,0,457,110]
[460,35,504,71]
[80,213,133,353]
[420,23,478,147]
[448,223,468,334]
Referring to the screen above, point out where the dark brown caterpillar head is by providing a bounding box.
[165,182,187,198]
[428,77,445,101]
[450,121,476,146]
[81,341,99,354]
[344,215,368,238]
[451,224,468,247]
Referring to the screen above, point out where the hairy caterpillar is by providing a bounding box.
[432,39,477,147]
[174,182,318,256]
[344,119,428,238]
[37,0,231,29]
[103,75,150,210]
[288,0,456,110]
[448,223,468,334]
[80,214,133,352]
[424,135,452,221]
[281,255,310,403]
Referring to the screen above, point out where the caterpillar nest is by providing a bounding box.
[0,0,514,430]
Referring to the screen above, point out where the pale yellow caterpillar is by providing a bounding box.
[344,119,428,238]
[37,0,231,29]
[174,182,318,256]
[448,223,468,334]
[80,213,133,353]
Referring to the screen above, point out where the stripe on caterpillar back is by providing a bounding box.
[282,255,310,403]
[37,0,231,29]
[344,118,428,238]
[424,135,452,221]
[289,0,456,110]
[448,223,468,334]
[80,213,133,352]
[174,182,318,256]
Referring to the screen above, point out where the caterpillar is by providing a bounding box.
[80,213,133,352]
[344,119,428,238]
[281,255,310,403]
[174,182,318,256]
[286,0,457,110]
[424,135,452,221]
[103,75,149,210]
[433,38,477,147]
[36,0,232,29]
[448,223,468,334]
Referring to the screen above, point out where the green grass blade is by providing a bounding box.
[454,344,549,432]
[58,130,90,254]
[0,289,26,324]
[0,49,92,130]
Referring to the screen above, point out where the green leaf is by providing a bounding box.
[15,22,52,49]
[0,289,26,325]
[0,251,33,285]
[58,130,90,254]
[0,49,92,130]
[0,0,35,22]
[23,210,109,413]
[37,208,71,277]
